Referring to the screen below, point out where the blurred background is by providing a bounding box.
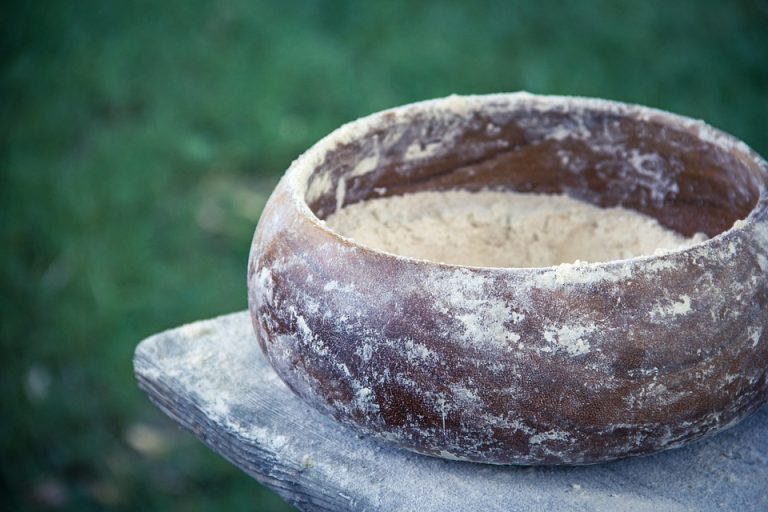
[2,0,767,510]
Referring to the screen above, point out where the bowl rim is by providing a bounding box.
[279,92,768,274]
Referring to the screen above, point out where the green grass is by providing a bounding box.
[2,0,767,509]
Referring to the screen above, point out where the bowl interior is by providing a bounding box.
[301,97,763,238]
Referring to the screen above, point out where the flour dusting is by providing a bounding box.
[324,190,707,267]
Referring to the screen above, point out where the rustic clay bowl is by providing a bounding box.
[248,93,768,465]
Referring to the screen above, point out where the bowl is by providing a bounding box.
[247,93,768,465]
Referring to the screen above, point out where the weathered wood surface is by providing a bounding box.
[134,311,768,511]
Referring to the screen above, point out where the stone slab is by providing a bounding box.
[134,312,768,511]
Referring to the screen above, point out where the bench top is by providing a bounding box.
[134,311,768,511]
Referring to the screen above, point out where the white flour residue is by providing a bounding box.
[324,190,707,267]
[650,295,693,320]
[425,268,519,351]
[529,430,573,445]
[542,323,596,356]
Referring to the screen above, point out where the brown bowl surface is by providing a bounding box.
[248,93,768,464]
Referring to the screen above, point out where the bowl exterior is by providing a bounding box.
[248,95,768,465]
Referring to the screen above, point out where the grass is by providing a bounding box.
[1,0,767,509]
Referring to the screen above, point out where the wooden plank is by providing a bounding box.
[134,311,768,512]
